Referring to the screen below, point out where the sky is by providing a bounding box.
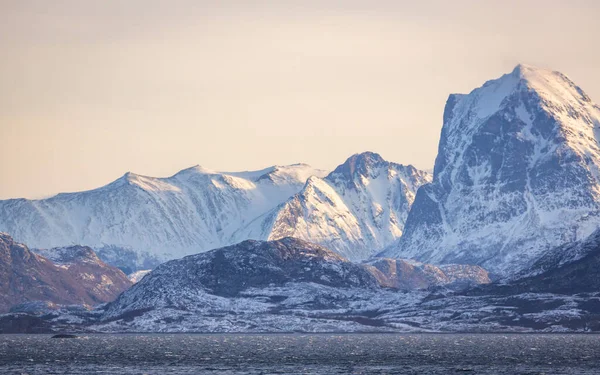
[1,0,599,199]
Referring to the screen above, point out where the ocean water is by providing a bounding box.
[0,333,599,374]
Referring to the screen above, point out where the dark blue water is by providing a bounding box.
[0,333,599,374]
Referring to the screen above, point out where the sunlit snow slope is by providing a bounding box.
[0,154,429,265]
[240,152,431,261]
[0,164,327,264]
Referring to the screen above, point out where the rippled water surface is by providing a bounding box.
[1,333,599,374]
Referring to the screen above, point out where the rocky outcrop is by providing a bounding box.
[0,233,131,312]
[240,152,431,261]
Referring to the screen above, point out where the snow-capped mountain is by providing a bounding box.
[0,153,429,266]
[382,64,600,275]
[238,152,431,261]
[0,233,131,313]
[0,164,327,266]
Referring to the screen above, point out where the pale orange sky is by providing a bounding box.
[1,0,599,199]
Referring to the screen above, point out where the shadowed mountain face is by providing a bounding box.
[5,234,600,333]
[384,64,600,276]
[101,237,490,328]
[104,237,380,319]
[0,164,328,266]
[0,233,131,313]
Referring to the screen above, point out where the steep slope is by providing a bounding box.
[509,241,600,295]
[365,258,490,290]
[383,64,600,275]
[98,237,489,332]
[481,228,600,294]
[0,233,131,312]
[0,164,327,266]
[102,238,379,320]
[238,152,431,261]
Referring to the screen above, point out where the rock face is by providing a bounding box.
[103,238,379,319]
[241,152,431,261]
[0,233,131,313]
[365,258,490,290]
[383,64,600,275]
[0,154,429,266]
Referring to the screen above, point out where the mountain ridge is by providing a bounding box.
[0,153,429,266]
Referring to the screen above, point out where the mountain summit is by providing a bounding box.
[382,64,600,275]
[238,152,431,261]
[0,233,131,312]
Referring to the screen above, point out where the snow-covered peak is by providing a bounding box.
[171,165,218,177]
[257,153,431,261]
[170,163,326,186]
[0,153,423,266]
[124,173,181,192]
[388,65,600,276]
[329,152,387,181]
[446,64,596,137]
[516,63,594,105]
[254,164,328,185]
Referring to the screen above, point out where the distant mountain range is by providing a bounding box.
[2,64,600,333]
[0,153,429,267]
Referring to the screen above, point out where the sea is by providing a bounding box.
[0,333,599,374]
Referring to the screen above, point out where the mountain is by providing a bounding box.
[382,64,600,275]
[0,154,429,266]
[9,235,598,333]
[0,164,327,268]
[94,238,489,332]
[238,152,431,260]
[0,233,131,313]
